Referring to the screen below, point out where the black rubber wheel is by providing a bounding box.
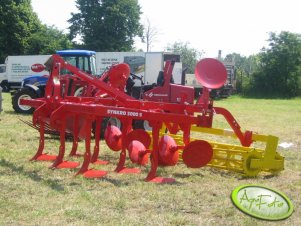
[93,117,124,139]
[12,88,37,114]
[133,119,152,131]
[92,118,110,139]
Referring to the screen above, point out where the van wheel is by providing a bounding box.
[12,88,37,114]
[0,82,10,92]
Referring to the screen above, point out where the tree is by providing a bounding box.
[26,25,73,54]
[0,0,40,62]
[68,0,143,51]
[167,42,203,73]
[249,32,301,97]
[142,17,159,52]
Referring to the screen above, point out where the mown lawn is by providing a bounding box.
[0,93,300,225]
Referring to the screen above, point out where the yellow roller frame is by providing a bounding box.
[158,125,284,177]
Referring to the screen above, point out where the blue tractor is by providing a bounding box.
[12,50,96,114]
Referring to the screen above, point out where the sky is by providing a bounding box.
[31,0,301,58]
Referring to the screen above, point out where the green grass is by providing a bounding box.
[0,93,300,225]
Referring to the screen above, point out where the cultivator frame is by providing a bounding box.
[20,54,284,183]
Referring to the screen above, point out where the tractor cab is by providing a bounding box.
[12,50,96,114]
[56,50,97,76]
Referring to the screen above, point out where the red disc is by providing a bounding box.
[182,140,213,168]
[158,135,179,166]
[124,129,151,149]
[104,125,122,151]
[128,140,149,166]
[195,58,227,89]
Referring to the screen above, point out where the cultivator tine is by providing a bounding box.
[50,116,79,169]
[91,117,109,165]
[145,122,176,183]
[75,118,107,178]
[69,115,81,157]
[30,120,57,161]
[115,119,141,174]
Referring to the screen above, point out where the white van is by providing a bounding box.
[0,55,50,91]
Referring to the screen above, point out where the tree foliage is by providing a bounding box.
[0,0,74,62]
[167,42,203,73]
[248,32,301,97]
[0,0,40,61]
[26,25,73,55]
[68,0,143,51]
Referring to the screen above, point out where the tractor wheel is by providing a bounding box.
[93,117,122,139]
[107,117,122,129]
[12,88,37,114]
[74,87,84,96]
[133,120,152,131]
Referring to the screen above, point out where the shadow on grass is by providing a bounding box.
[98,173,183,186]
[4,110,22,115]
[207,168,278,180]
[102,177,128,187]
[237,173,280,181]
[0,158,65,192]
[173,172,205,179]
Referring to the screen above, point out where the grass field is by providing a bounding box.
[0,93,300,225]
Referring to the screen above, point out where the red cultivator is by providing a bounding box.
[20,54,284,183]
